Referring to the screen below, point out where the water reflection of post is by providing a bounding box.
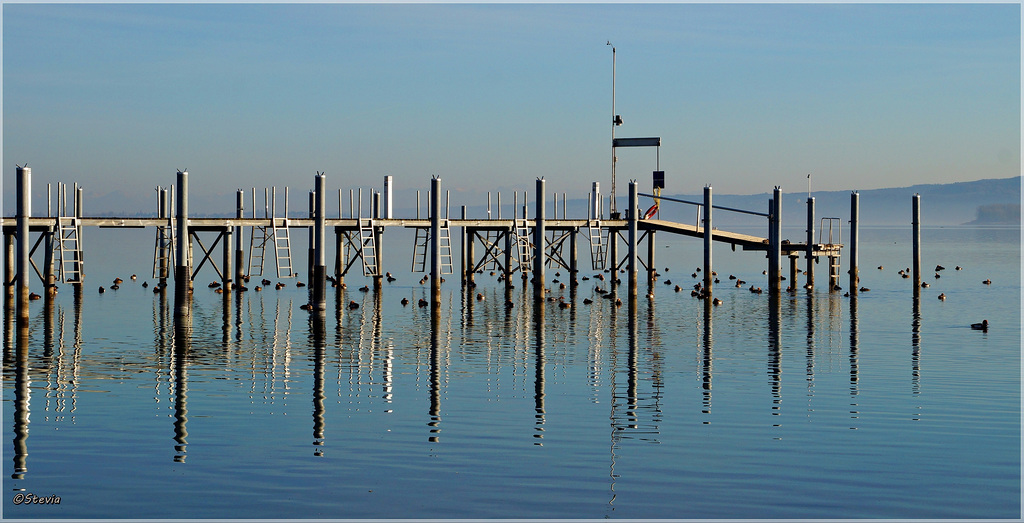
[463,276,475,333]
[222,288,233,359]
[11,325,30,480]
[849,293,860,428]
[806,286,816,397]
[626,299,637,429]
[428,306,442,442]
[43,294,55,359]
[911,288,921,397]
[533,300,545,444]
[768,292,782,422]
[701,298,713,419]
[334,270,345,344]
[172,307,191,463]
[3,284,13,350]
[312,307,326,457]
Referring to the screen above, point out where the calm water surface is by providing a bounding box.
[3,226,1020,519]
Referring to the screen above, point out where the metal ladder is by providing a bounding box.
[408,223,453,275]
[819,217,843,289]
[588,220,606,270]
[411,227,429,273]
[56,183,84,283]
[57,216,84,283]
[151,219,174,279]
[247,225,269,277]
[829,254,843,286]
[359,219,379,277]
[439,220,454,275]
[514,219,533,273]
[273,217,295,278]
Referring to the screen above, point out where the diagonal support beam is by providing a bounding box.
[543,230,573,271]
[190,231,225,281]
[471,230,508,273]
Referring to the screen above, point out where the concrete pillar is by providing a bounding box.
[159,188,170,283]
[647,229,656,290]
[769,187,783,294]
[850,192,860,293]
[533,178,546,300]
[16,166,31,325]
[789,255,799,290]
[430,177,442,308]
[222,226,232,292]
[627,181,638,299]
[308,191,315,284]
[912,194,921,288]
[608,226,618,284]
[383,175,393,219]
[372,190,383,290]
[175,170,190,282]
[313,173,327,310]
[806,197,815,289]
[463,207,475,286]
[235,190,245,287]
[43,183,54,295]
[74,185,84,284]
[5,233,14,298]
[703,185,713,295]
[503,225,513,292]
[174,169,191,316]
[570,227,579,288]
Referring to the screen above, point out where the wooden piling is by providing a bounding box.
[912,194,921,288]
[534,178,546,300]
[849,192,860,294]
[16,166,31,325]
[806,197,815,289]
[703,185,713,295]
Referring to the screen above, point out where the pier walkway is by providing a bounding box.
[5,169,859,325]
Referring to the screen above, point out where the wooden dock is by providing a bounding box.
[5,168,858,325]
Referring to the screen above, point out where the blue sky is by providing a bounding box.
[3,3,1020,214]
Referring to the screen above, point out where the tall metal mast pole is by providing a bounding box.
[609,42,617,214]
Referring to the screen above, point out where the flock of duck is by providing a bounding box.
[83,262,991,331]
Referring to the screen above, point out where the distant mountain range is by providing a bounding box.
[68,176,1020,227]
[651,176,1021,227]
